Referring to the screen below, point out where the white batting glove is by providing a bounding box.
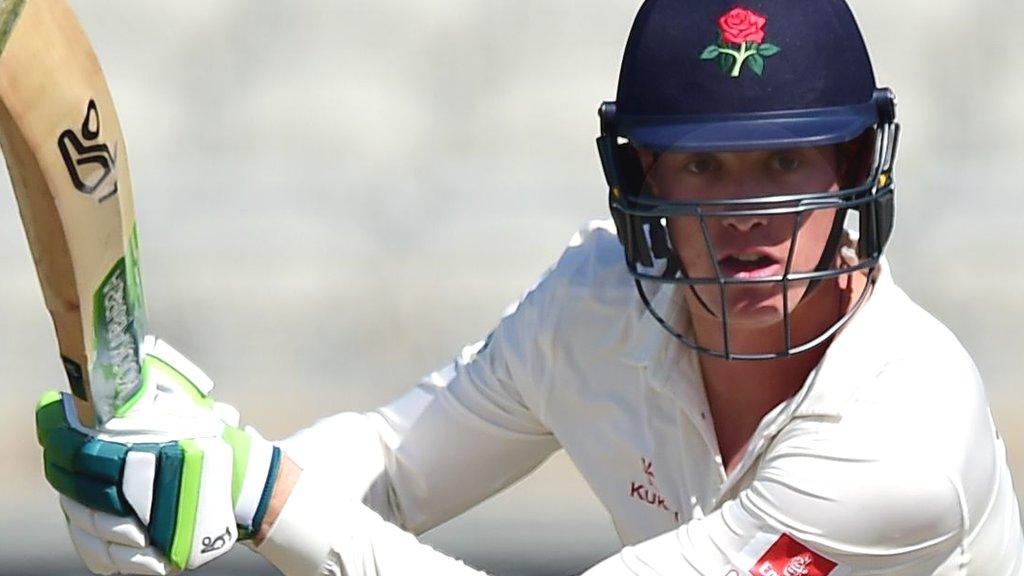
[37,337,282,574]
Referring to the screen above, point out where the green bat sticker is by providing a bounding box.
[91,224,147,423]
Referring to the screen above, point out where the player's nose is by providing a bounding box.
[720,213,768,232]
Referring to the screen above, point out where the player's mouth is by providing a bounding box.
[716,251,783,279]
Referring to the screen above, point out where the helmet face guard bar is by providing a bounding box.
[597,89,901,360]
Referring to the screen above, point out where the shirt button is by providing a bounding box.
[700,411,707,420]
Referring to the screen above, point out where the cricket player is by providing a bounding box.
[35,0,1024,574]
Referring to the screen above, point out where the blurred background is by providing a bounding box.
[2,1,1022,574]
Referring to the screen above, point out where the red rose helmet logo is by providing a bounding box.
[720,7,766,44]
[700,7,781,78]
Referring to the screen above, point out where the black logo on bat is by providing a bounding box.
[60,355,87,402]
[200,526,232,555]
[57,99,119,202]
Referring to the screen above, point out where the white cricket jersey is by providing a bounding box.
[257,219,1024,576]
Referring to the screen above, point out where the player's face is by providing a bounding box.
[639,145,842,326]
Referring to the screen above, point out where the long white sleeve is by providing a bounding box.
[256,468,492,576]
[274,259,562,532]
[255,247,566,576]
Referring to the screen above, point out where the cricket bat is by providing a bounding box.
[0,0,146,427]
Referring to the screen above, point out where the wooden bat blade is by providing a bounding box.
[0,0,146,426]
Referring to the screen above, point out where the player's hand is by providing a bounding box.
[35,337,283,575]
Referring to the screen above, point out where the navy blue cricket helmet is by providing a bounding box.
[597,0,900,359]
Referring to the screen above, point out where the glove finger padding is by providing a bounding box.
[63,496,147,548]
[108,545,179,576]
[64,495,177,575]
[68,525,179,576]
[67,522,118,576]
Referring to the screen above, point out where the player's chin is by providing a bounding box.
[725,294,785,324]
[699,283,802,325]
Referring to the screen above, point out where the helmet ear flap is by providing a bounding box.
[856,105,899,260]
[599,119,657,268]
[614,145,679,274]
[647,217,673,260]
[609,143,680,272]
[842,129,887,261]
[614,143,649,258]
[597,106,685,277]
[622,212,655,268]
[857,191,895,260]
[874,193,895,253]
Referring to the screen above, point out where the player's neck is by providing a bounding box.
[692,273,865,473]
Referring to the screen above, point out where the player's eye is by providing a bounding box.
[683,156,717,175]
[770,153,801,172]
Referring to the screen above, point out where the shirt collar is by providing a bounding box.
[621,282,705,408]
[621,280,680,369]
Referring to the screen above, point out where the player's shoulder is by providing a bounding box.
[855,274,986,419]
[820,267,986,418]
[490,218,649,376]
[484,217,639,356]
[798,266,998,477]
[460,218,642,415]
[790,270,1016,553]
[520,218,637,314]
[547,218,632,291]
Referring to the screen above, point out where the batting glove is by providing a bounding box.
[35,337,283,575]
